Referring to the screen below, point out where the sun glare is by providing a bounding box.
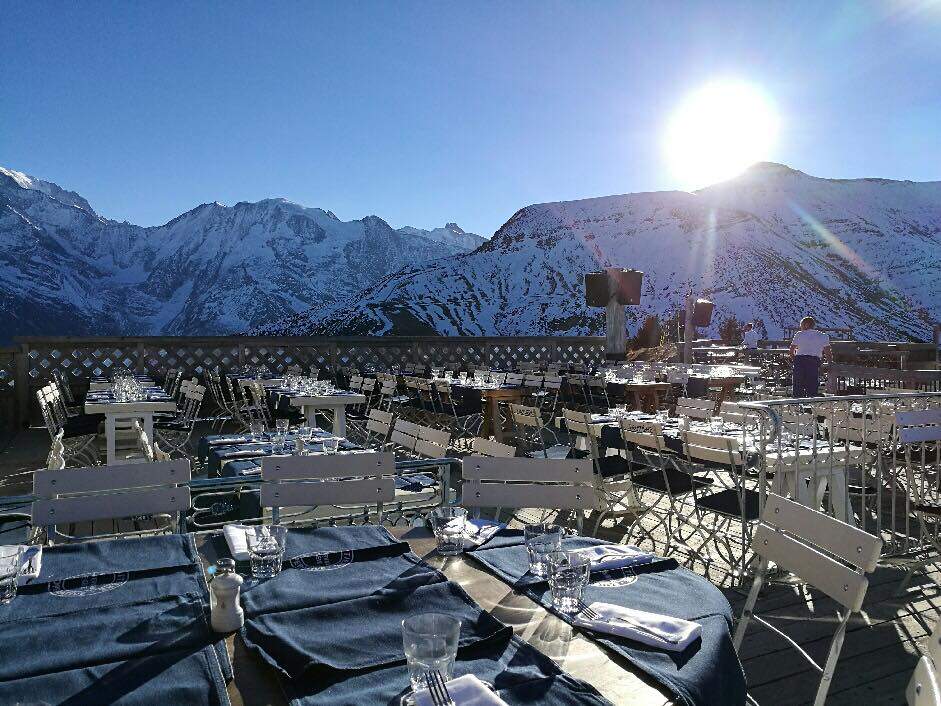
[664,80,779,189]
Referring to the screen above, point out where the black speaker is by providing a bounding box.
[610,269,643,305]
[585,272,609,307]
[693,299,715,327]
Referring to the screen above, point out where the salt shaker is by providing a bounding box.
[210,558,244,632]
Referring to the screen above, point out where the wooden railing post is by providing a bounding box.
[15,343,29,428]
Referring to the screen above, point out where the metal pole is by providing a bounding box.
[683,293,696,364]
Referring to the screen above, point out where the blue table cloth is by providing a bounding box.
[467,532,746,706]
[238,525,614,706]
[0,534,230,705]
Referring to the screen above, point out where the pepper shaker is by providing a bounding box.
[210,558,244,633]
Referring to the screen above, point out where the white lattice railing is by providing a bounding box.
[8,336,607,425]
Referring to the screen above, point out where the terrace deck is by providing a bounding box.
[0,424,930,705]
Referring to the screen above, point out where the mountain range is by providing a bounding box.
[0,166,484,341]
[259,163,941,342]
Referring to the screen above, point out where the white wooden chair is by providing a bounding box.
[675,396,715,420]
[31,459,191,544]
[734,493,883,706]
[908,618,941,706]
[260,452,395,526]
[469,436,517,458]
[461,456,599,533]
[511,403,559,458]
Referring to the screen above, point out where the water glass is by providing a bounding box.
[246,525,287,579]
[250,420,265,442]
[710,416,725,434]
[524,523,563,577]
[615,403,628,418]
[430,507,467,555]
[322,437,340,454]
[402,613,461,692]
[0,546,23,605]
[547,550,591,613]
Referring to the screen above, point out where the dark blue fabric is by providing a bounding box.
[793,355,821,398]
[240,525,613,706]
[467,534,746,706]
[201,430,362,476]
[0,534,230,705]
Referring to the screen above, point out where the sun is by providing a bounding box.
[664,80,779,189]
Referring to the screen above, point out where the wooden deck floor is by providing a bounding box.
[0,426,934,705]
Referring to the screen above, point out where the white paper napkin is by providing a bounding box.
[571,544,655,572]
[223,524,251,561]
[414,674,508,706]
[573,601,701,652]
[0,545,42,585]
[462,519,505,547]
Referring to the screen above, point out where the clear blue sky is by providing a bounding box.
[3,1,940,236]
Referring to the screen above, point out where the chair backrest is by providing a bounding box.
[896,409,941,445]
[32,459,191,530]
[720,401,748,425]
[619,418,665,452]
[414,424,451,458]
[366,408,394,440]
[469,437,517,458]
[908,657,941,706]
[826,410,895,444]
[510,403,544,430]
[504,372,524,386]
[752,493,882,611]
[462,457,598,512]
[683,431,742,466]
[46,429,66,470]
[260,452,395,515]
[675,396,715,420]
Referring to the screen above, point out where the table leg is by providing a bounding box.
[105,414,116,466]
[632,390,644,412]
[334,407,347,437]
[647,390,659,413]
[304,405,317,427]
[142,413,154,452]
[489,398,504,442]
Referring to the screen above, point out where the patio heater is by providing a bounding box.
[585,268,643,361]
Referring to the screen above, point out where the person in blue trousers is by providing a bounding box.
[790,316,831,397]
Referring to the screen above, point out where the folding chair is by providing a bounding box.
[733,493,883,706]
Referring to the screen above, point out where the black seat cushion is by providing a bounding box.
[632,468,713,496]
[598,454,630,478]
[63,415,101,436]
[695,488,761,521]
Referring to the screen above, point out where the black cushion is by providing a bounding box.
[695,488,761,521]
[598,454,630,478]
[632,468,713,496]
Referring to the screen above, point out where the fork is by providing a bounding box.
[423,669,455,706]
[576,600,680,644]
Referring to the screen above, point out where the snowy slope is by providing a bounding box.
[263,164,941,341]
[0,167,482,339]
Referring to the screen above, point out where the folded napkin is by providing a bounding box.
[223,524,251,560]
[0,546,42,585]
[463,519,506,547]
[571,544,655,572]
[573,601,701,652]
[207,436,252,447]
[414,674,508,706]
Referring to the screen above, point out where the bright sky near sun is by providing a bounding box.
[2,1,940,236]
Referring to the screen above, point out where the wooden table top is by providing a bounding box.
[198,527,673,706]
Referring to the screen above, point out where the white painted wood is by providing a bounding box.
[417,425,450,448]
[33,486,191,526]
[414,439,449,459]
[464,481,598,510]
[463,457,593,483]
[33,459,190,496]
[619,419,665,451]
[261,477,395,508]
[900,426,941,444]
[761,493,881,571]
[896,410,941,427]
[470,437,516,458]
[510,404,542,429]
[389,430,417,451]
[752,523,870,611]
[907,656,941,706]
[394,419,420,436]
[261,452,394,480]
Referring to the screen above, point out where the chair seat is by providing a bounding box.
[633,468,713,495]
[154,419,192,432]
[63,416,101,437]
[696,487,761,521]
[598,454,630,478]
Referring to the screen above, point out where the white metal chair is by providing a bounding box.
[31,459,191,544]
[260,452,395,526]
[675,396,716,420]
[909,618,941,706]
[469,437,517,458]
[461,456,599,533]
[733,493,883,706]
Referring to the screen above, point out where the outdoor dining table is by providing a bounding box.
[194,524,744,705]
[262,387,365,436]
[87,373,155,392]
[453,383,523,443]
[84,387,176,465]
[606,380,673,412]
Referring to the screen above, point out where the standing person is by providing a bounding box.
[790,316,831,397]
[742,322,761,349]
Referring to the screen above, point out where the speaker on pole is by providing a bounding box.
[585,272,609,307]
[693,299,715,327]
[610,269,643,305]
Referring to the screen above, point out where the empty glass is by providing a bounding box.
[402,613,461,692]
[710,416,725,434]
[0,546,22,604]
[322,437,340,454]
[547,550,591,613]
[524,523,563,577]
[246,525,287,579]
[250,420,265,442]
[430,507,467,555]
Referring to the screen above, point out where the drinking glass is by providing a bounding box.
[547,550,590,613]
[615,403,628,418]
[250,420,265,442]
[710,416,725,434]
[246,525,287,579]
[322,437,340,454]
[430,507,467,555]
[524,523,563,577]
[0,546,23,605]
[402,613,461,692]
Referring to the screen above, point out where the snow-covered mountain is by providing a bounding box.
[0,167,482,340]
[260,163,941,341]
